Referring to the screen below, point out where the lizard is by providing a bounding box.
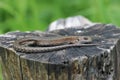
[13,36,92,46]
[13,36,98,53]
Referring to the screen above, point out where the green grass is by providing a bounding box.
[0,66,2,80]
[0,0,120,79]
[0,0,120,33]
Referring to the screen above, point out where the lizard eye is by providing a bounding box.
[77,38,80,41]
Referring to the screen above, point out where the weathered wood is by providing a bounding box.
[0,47,22,80]
[47,15,94,31]
[0,24,120,80]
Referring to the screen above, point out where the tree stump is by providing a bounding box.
[0,24,120,80]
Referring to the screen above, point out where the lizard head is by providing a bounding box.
[77,36,92,44]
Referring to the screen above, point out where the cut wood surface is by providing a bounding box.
[0,24,120,80]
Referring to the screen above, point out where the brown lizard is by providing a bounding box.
[13,36,98,53]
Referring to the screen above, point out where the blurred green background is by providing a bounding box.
[0,0,120,34]
[0,0,120,79]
